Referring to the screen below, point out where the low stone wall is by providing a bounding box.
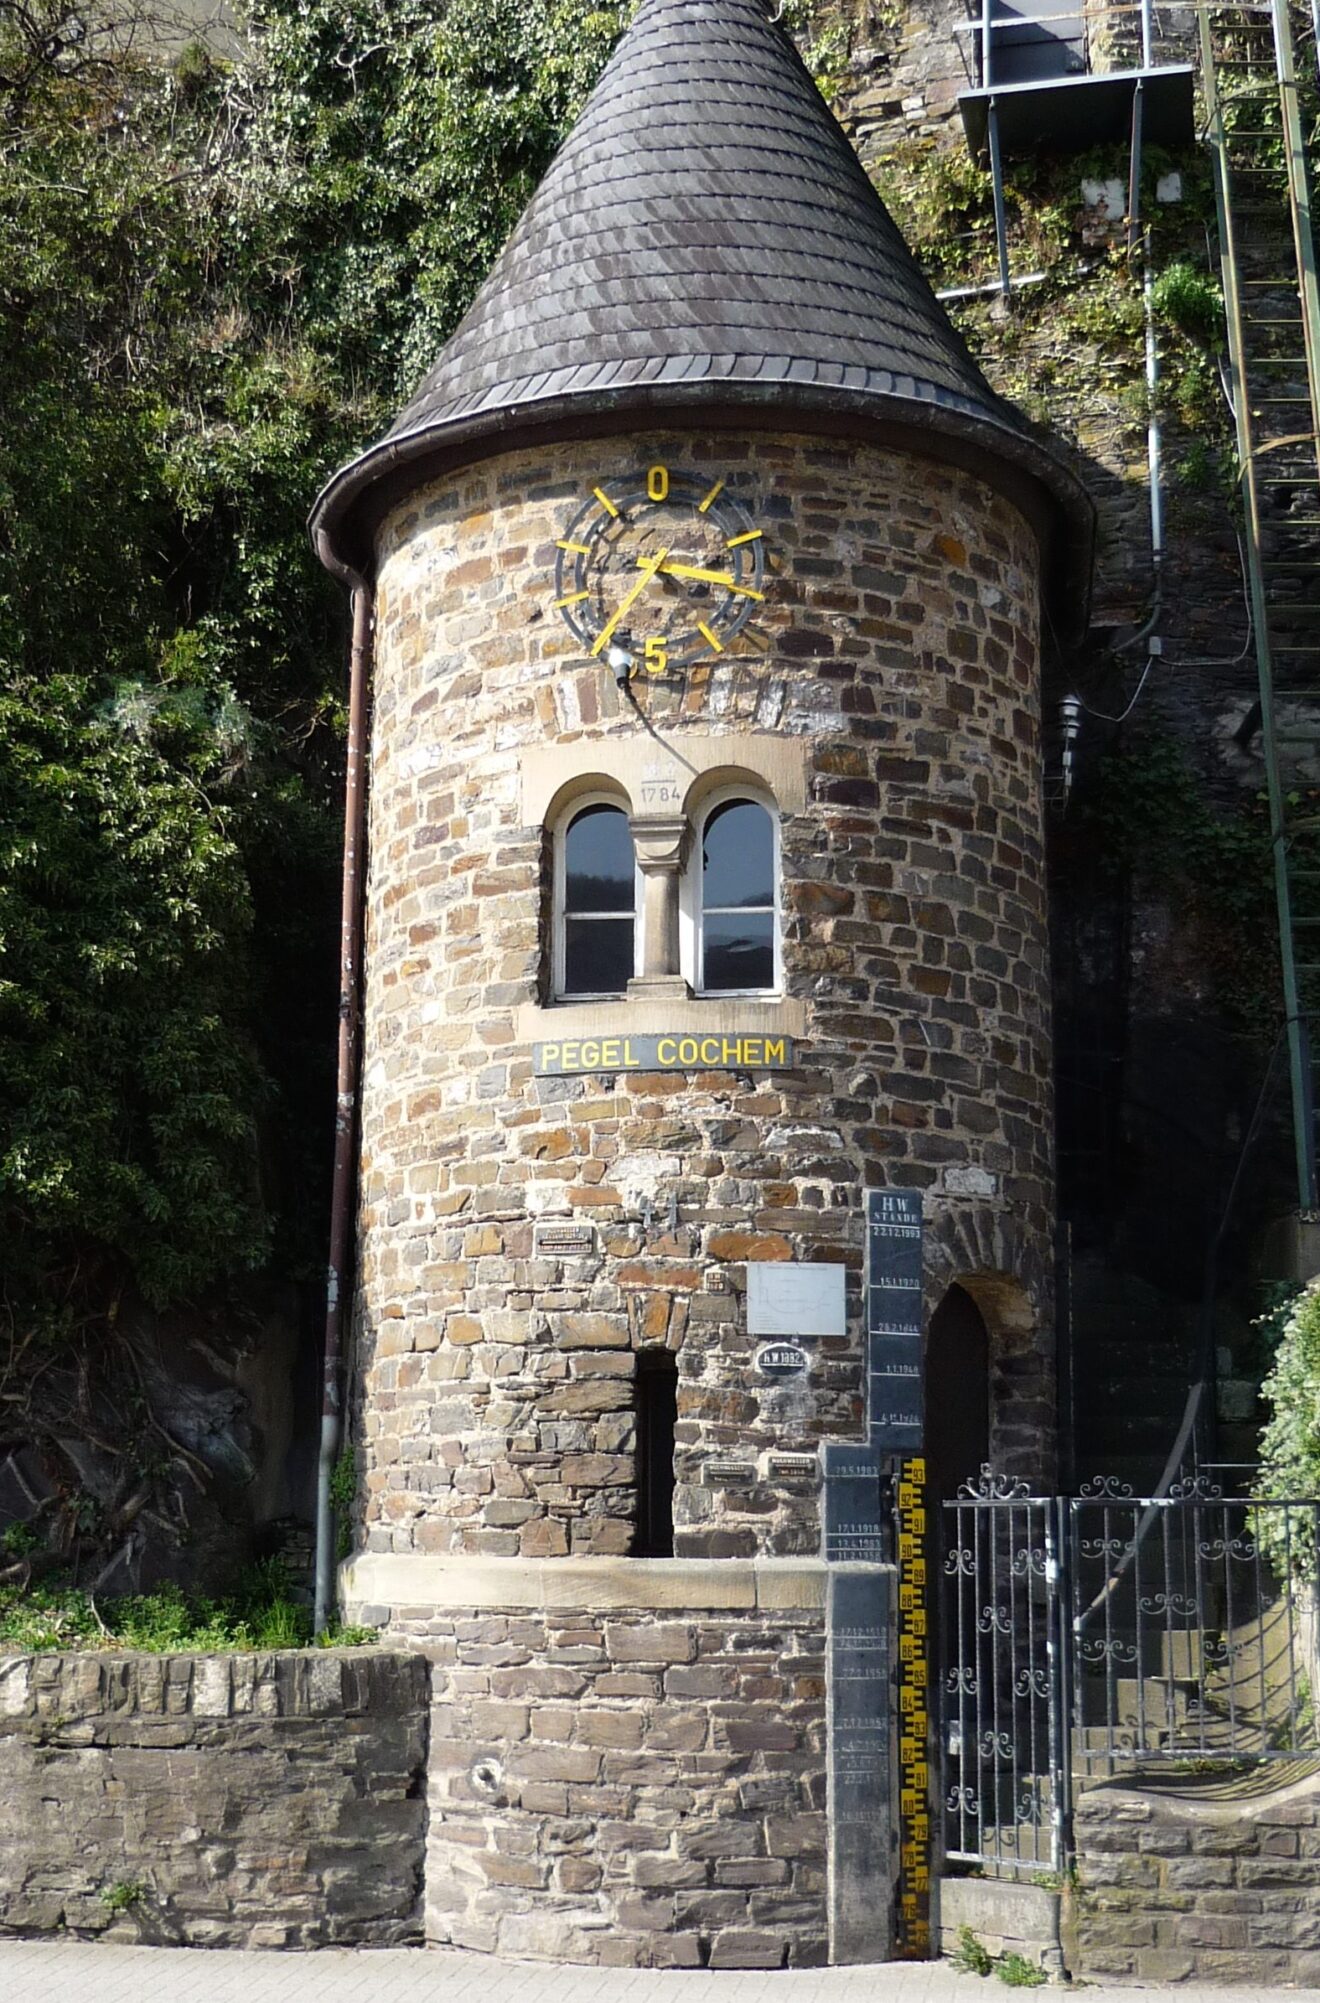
[1074,1768,1320,1984]
[0,1648,428,1948]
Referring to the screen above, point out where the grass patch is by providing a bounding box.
[0,1562,377,1654]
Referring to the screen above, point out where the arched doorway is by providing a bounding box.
[926,1281,990,1511]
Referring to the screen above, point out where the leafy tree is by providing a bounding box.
[0,0,624,1575]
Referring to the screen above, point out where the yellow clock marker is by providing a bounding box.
[697,479,725,514]
[555,590,590,608]
[697,622,724,655]
[557,540,592,556]
[725,529,762,548]
[592,486,619,518]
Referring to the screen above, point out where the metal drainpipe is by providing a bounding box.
[312,535,373,1636]
[1113,235,1165,655]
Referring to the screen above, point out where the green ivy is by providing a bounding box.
[1255,1284,1320,1575]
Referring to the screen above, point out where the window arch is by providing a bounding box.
[692,793,779,995]
[554,798,638,999]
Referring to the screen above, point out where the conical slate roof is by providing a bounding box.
[311,0,1091,623]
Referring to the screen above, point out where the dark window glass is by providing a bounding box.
[561,803,634,996]
[564,916,634,995]
[565,803,633,913]
[701,799,775,992]
[702,800,774,909]
[633,1350,677,1557]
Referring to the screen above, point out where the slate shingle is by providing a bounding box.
[311,0,1092,626]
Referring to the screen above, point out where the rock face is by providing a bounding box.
[0,1649,428,1947]
[341,421,1057,1962]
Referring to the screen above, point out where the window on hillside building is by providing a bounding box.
[697,797,777,994]
[556,801,637,998]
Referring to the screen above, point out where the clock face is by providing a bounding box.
[553,465,766,672]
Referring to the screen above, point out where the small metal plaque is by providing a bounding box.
[755,1340,810,1378]
[533,1222,597,1257]
[767,1453,819,1482]
[703,1459,757,1487]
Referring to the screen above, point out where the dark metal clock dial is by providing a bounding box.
[553,466,766,670]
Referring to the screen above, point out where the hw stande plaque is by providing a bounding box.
[866,1188,924,1453]
[533,1032,794,1076]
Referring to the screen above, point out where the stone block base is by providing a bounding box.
[939,1875,1064,1977]
[380,1587,829,1967]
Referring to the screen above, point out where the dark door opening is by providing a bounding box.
[926,1282,991,1511]
[633,1349,677,1556]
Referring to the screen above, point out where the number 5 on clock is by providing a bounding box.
[644,636,668,675]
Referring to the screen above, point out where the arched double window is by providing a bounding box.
[555,800,637,998]
[694,795,778,995]
[551,784,780,1001]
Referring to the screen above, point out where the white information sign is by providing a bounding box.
[746,1262,847,1338]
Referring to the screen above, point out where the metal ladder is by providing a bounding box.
[1200,0,1320,1208]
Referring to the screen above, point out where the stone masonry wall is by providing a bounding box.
[0,1648,428,1948]
[350,421,1054,1963]
[398,1599,829,1968]
[357,424,1057,1569]
[1074,1772,1320,1984]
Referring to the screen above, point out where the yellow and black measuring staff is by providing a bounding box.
[895,1453,931,1958]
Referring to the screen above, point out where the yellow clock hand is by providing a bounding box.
[635,556,764,600]
[593,546,671,657]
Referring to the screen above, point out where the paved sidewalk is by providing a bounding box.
[0,1941,1312,2003]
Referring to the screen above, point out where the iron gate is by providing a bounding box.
[939,1470,1320,1877]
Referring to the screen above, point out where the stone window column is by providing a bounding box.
[628,814,691,999]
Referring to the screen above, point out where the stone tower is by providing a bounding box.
[311,0,1091,1969]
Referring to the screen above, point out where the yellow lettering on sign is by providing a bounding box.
[764,1038,785,1063]
[656,1037,677,1065]
[678,1038,699,1065]
[580,1041,599,1070]
[623,1040,641,1067]
[561,1042,579,1072]
[700,1038,721,1065]
[541,1044,560,1071]
[647,463,669,502]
